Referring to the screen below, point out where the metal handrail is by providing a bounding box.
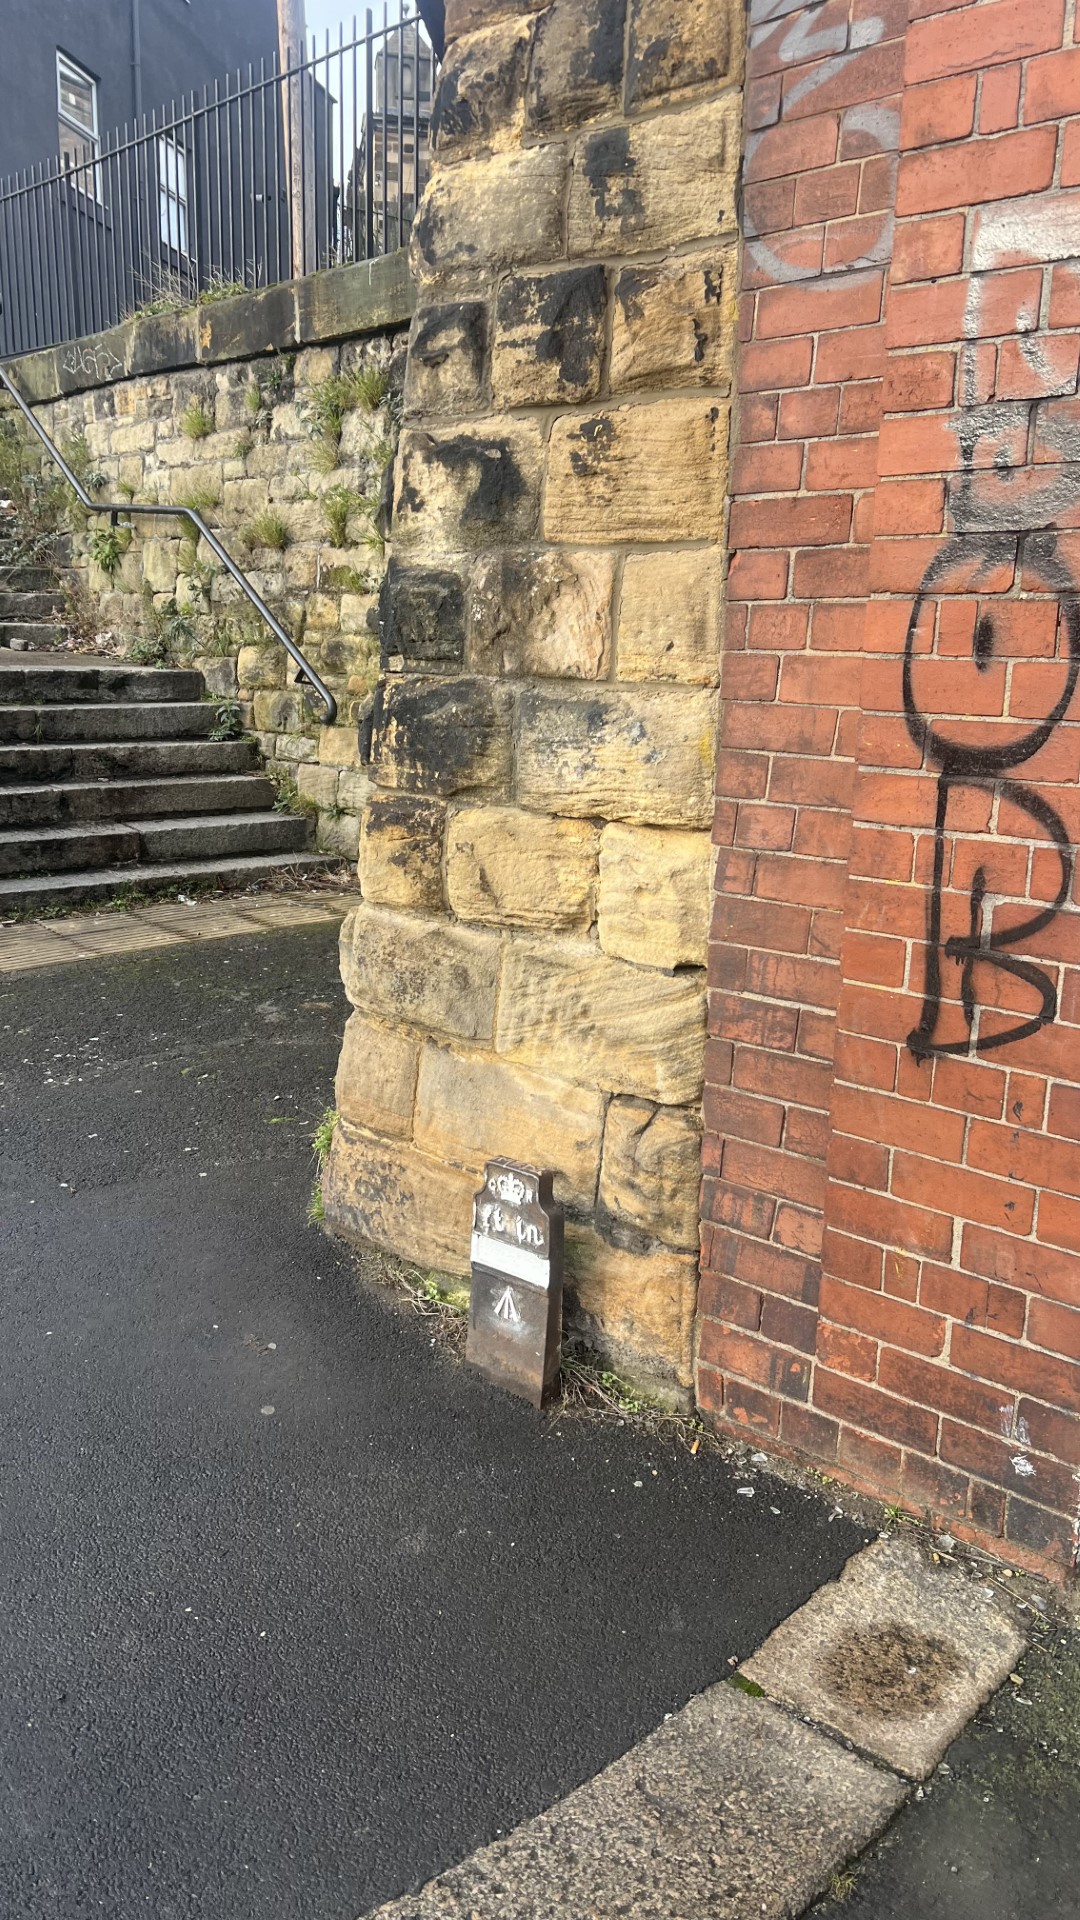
[0,361,337,722]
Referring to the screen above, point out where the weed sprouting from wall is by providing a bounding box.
[180,401,214,441]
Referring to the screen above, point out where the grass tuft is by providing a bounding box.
[180,400,214,441]
[321,484,356,548]
[308,1107,339,1224]
[241,510,290,553]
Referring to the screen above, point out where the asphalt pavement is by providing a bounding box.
[0,920,871,1920]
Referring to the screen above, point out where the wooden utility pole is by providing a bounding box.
[277,0,310,277]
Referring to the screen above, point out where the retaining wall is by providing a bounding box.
[5,257,412,856]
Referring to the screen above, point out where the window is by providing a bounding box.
[57,52,100,192]
[158,135,189,256]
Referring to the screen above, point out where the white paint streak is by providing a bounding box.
[785,52,858,113]
[744,21,894,285]
[850,16,885,48]
[972,194,1080,270]
[844,103,901,154]
[779,13,851,65]
[749,0,810,29]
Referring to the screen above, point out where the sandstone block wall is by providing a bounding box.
[702,0,1080,1576]
[324,0,745,1396]
[7,262,411,857]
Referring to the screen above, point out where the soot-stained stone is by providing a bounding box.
[410,147,566,280]
[379,562,467,670]
[545,399,728,545]
[493,266,607,406]
[515,683,718,828]
[431,14,534,157]
[627,0,736,105]
[372,675,513,797]
[526,0,626,133]
[359,793,447,912]
[197,283,297,363]
[610,254,734,394]
[394,423,544,551]
[598,1097,703,1252]
[405,303,489,416]
[568,96,740,256]
[445,0,545,40]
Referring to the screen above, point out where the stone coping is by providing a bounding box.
[4,253,414,405]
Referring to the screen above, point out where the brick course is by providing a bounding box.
[700,0,1080,1577]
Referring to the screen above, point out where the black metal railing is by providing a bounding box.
[0,362,337,722]
[0,6,435,358]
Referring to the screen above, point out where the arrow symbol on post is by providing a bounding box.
[493,1285,521,1324]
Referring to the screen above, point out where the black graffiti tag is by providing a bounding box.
[902,533,1080,1061]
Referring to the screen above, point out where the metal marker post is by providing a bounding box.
[466,1160,563,1409]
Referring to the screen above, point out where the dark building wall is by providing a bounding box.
[0,0,279,179]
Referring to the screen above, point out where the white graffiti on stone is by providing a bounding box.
[62,342,123,381]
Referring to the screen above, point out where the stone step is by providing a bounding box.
[0,544,55,568]
[0,701,218,744]
[0,737,260,784]
[0,661,204,704]
[0,810,310,877]
[2,625,67,650]
[0,526,67,545]
[0,849,338,912]
[0,589,67,620]
[129,811,311,863]
[0,569,56,593]
[0,773,278,828]
[0,822,141,876]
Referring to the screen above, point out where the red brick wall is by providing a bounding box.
[701,0,1080,1576]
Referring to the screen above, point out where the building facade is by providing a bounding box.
[350,24,435,258]
[0,7,433,358]
[0,0,280,181]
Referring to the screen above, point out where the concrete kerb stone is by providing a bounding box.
[365,1682,907,1920]
[359,1537,1026,1919]
[741,1534,1027,1782]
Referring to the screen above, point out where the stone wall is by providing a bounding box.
[6,259,411,859]
[324,0,744,1398]
[702,0,1080,1578]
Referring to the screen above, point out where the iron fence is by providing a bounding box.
[0,5,436,359]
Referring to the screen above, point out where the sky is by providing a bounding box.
[303,1,421,47]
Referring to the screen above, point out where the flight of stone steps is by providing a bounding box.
[0,654,335,912]
[0,525,71,651]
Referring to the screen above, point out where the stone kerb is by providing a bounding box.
[323,0,745,1398]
